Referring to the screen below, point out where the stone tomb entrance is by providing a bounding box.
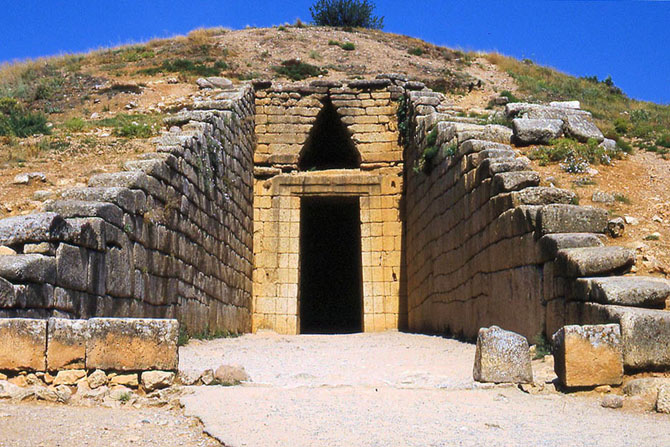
[252,81,405,334]
[299,196,363,334]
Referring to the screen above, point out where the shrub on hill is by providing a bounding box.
[0,97,50,137]
[310,0,384,29]
[272,59,327,81]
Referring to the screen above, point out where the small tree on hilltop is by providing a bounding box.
[310,0,384,29]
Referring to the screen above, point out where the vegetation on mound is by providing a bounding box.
[484,53,670,153]
[310,0,384,29]
[272,59,327,81]
[0,97,50,137]
[528,138,626,174]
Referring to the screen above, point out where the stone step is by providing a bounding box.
[44,200,124,229]
[538,204,608,235]
[573,276,670,308]
[540,233,603,258]
[556,246,635,277]
[570,303,670,370]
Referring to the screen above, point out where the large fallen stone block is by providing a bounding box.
[573,276,670,308]
[556,247,635,277]
[46,318,88,370]
[552,324,623,387]
[0,213,68,246]
[538,204,608,235]
[473,326,533,384]
[0,318,47,371]
[563,114,604,143]
[0,254,56,283]
[570,303,670,370]
[539,233,603,258]
[86,318,179,371]
[512,118,564,145]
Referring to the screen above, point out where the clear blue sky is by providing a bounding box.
[1,1,668,104]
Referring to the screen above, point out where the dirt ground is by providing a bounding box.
[0,402,220,447]
[179,332,670,447]
[2,332,670,447]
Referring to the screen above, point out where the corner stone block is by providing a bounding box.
[47,318,88,370]
[538,204,608,235]
[86,318,179,371]
[0,318,47,371]
[552,324,623,387]
[473,326,533,384]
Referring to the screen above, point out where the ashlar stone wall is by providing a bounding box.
[0,86,255,335]
[251,78,412,334]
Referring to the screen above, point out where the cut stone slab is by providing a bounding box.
[657,385,670,414]
[540,233,603,259]
[0,318,47,371]
[110,373,139,387]
[563,114,604,143]
[549,101,581,109]
[575,276,670,308]
[538,204,608,235]
[141,371,175,391]
[52,369,87,386]
[86,318,179,371]
[214,365,250,385]
[624,377,670,397]
[46,318,88,370]
[473,326,533,384]
[0,254,56,283]
[87,370,108,389]
[575,303,670,370]
[511,187,576,207]
[512,118,563,145]
[492,171,540,193]
[552,324,623,387]
[556,246,635,277]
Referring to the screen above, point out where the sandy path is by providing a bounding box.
[0,402,220,447]
[179,332,670,447]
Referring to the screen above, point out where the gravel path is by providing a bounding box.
[179,331,475,389]
[179,332,670,447]
[0,402,220,447]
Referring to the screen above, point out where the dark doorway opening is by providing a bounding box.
[298,97,361,171]
[299,196,363,334]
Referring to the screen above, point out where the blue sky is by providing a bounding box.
[1,1,668,104]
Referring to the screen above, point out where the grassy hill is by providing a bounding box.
[0,25,668,276]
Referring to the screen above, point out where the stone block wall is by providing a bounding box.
[402,90,600,340]
[0,86,255,335]
[252,78,410,334]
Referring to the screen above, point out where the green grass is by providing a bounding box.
[272,59,327,81]
[528,138,623,171]
[63,116,86,132]
[328,40,355,51]
[0,97,51,137]
[614,193,632,205]
[408,47,424,56]
[95,113,162,138]
[138,58,228,77]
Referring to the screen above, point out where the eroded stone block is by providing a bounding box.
[0,318,46,371]
[552,324,623,387]
[473,326,533,384]
[47,318,88,370]
[86,318,179,371]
